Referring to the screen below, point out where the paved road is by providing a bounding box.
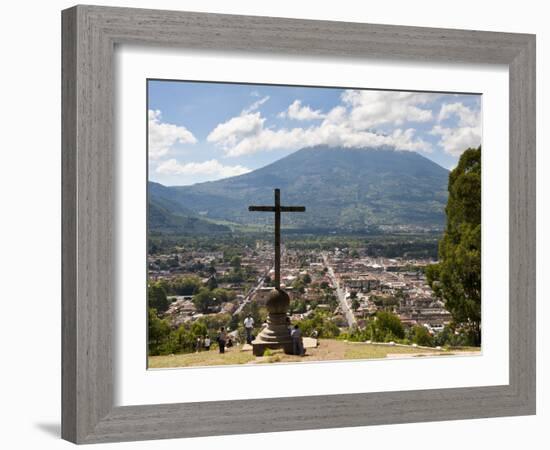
[233,266,272,316]
[233,246,288,316]
[322,253,357,328]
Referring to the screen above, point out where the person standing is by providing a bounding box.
[286,316,292,336]
[243,314,255,344]
[203,335,211,351]
[195,336,203,353]
[291,324,304,356]
[218,327,227,354]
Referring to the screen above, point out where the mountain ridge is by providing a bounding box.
[148,146,450,234]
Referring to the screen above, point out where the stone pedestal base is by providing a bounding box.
[252,312,293,356]
[252,341,294,356]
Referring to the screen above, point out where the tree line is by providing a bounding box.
[426,147,481,346]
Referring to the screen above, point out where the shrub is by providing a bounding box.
[296,311,340,338]
[412,325,434,347]
[374,311,405,339]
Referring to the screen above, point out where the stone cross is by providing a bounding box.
[249,189,305,289]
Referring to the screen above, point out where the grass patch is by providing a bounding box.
[442,345,481,352]
[148,348,255,368]
[148,340,480,369]
[344,343,444,360]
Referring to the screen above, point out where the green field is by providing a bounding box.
[148,339,480,369]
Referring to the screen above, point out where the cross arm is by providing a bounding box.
[248,206,276,212]
[280,206,306,212]
[248,206,306,212]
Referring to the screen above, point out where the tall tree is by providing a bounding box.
[426,147,481,345]
[147,308,171,355]
[148,282,169,314]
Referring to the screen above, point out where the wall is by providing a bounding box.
[0,0,546,448]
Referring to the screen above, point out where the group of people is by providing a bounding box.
[195,329,237,354]
[244,313,306,356]
[195,327,238,353]
[194,335,211,353]
[204,314,306,356]
[214,327,235,354]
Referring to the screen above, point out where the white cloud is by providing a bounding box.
[279,100,325,121]
[218,120,431,158]
[438,102,479,127]
[431,125,481,156]
[431,102,481,155]
[207,90,434,157]
[148,109,197,159]
[242,96,270,114]
[155,158,251,178]
[342,90,434,129]
[207,112,265,150]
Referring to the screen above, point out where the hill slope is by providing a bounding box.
[149,146,450,233]
[148,182,231,234]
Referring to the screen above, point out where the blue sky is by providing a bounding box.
[148,80,481,186]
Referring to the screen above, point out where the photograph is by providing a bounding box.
[146,80,482,369]
[0,0,542,447]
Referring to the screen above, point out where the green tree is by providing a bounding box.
[171,275,202,296]
[191,320,208,337]
[289,299,307,314]
[172,326,195,353]
[148,282,169,313]
[426,147,481,346]
[382,296,399,309]
[412,325,434,347]
[230,255,242,269]
[207,261,217,275]
[211,287,235,304]
[222,268,245,283]
[206,276,218,290]
[377,310,405,339]
[240,301,265,327]
[148,308,171,355]
[433,324,470,347]
[292,278,306,294]
[192,288,215,313]
[366,311,405,341]
[296,311,340,338]
[201,313,232,335]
